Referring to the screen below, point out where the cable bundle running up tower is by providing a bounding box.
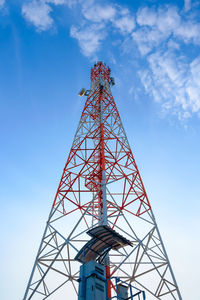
[23,62,182,300]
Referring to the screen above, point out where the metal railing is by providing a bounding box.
[107,277,146,300]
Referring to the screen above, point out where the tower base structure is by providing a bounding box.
[78,260,106,300]
[77,260,146,300]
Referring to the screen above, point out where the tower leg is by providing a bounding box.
[106,265,111,299]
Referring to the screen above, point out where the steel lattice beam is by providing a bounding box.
[23,62,182,300]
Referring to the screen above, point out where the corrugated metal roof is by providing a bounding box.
[75,225,132,263]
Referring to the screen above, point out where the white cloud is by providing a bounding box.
[133,6,181,56]
[184,0,191,12]
[132,27,166,56]
[47,0,66,4]
[82,1,116,23]
[137,6,181,31]
[186,57,200,113]
[112,15,135,34]
[137,7,157,27]
[139,49,200,118]
[136,7,200,51]
[22,0,135,50]
[132,5,200,59]
[167,39,180,50]
[81,1,135,35]
[21,0,200,120]
[0,0,5,8]
[132,5,200,118]
[70,1,135,57]
[175,20,200,44]
[21,0,74,31]
[70,24,106,57]
[22,1,53,31]
[47,0,76,5]
[157,6,180,32]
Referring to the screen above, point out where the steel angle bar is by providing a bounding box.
[67,189,101,240]
[131,229,174,288]
[70,221,100,240]
[28,288,45,297]
[151,211,182,300]
[42,278,71,300]
[24,192,98,299]
[106,187,139,240]
[23,206,55,300]
[155,265,169,296]
[107,215,137,242]
[27,241,67,299]
[133,262,168,280]
[48,224,79,253]
[39,241,66,260]
[38,261,70,278]
[110,228,154,277]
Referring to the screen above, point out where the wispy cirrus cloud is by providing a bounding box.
[184,0,191,12]
[133,6,181,55]
[22,1,53,31]
[81,1,116,23]
[112,13,135,35]
[22,0,135,51]
[133,6,200,56]
[80,1,135,34]
[70,23,106,57]
[132,5,200,119]
[69,1,135,57]
[0,0,5,8]
[21,0,200,121]
[139,49,200,119]
[22,0,75,31]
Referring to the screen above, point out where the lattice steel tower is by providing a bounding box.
[23,62,182,300]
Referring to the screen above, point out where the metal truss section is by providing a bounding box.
[23,62,182,300]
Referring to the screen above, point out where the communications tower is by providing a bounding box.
[23,62,182,300]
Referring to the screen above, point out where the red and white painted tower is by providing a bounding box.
[23,62,182,300]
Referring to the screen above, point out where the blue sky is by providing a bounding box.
[1,0,200,299]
